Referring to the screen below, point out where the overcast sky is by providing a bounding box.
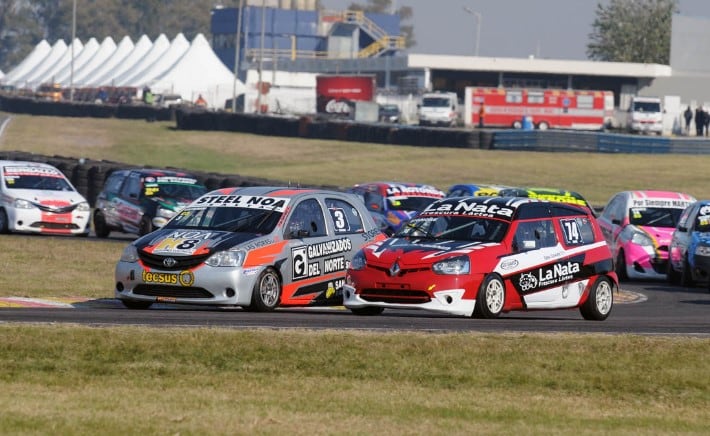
[320,0,710,60]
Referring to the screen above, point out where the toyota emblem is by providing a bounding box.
[163,257,177,268]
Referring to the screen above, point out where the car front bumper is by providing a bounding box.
[115,261,265,307]
[5,206,90,235]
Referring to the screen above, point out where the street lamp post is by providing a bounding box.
[232,0,244,112]
[70,0,76,101]
[462,6,481,57]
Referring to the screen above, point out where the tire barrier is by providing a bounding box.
[7,93,710,153]
[0,95,173,121]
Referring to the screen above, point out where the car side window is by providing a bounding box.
[678,205,695,231]
[512,219,556,252]
[560,217,594,246]
[120,173,142,200]
[326,198,364,234]
[103,173,124,194]
[285,199,327,239]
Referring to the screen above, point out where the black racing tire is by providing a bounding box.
[93,210,110,238]
[666,257,680,285]
[0,208,8,234]
[580,276,614,321]
[350,306,384,316]
[615,250,628,281]
[473,274,505,319]
[249,268,281,312]
[121,299,153,310]
[139,216,154,236]
[680,255,694,287]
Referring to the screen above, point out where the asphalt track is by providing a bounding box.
[1,281,708,336]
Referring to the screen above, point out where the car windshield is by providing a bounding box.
[628,207,683,227]
[387,196,441,212]
[2,167,73,191]
[395,215,509,242]
[633,102,661,112]
[145,182,206,200]
[165,206,282,234]
[422,97,451,107]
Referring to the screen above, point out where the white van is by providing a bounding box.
[418,92,459,127]
[627,96,663,135]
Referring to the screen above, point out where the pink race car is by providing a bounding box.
[597,190,696,280]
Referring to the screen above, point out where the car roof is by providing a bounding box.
[351,182,445,197]
[421,196,592,221]
[204,186,361,201]
[113,168,200,178]
[0,160,58,169]
[622,190,696,201]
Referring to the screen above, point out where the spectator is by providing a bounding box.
[142,86,153,105]
[695,106,704,137]
[195,94,207,107]
[704,107,710,136]
[478,103,486,128]
[684,105,693,135]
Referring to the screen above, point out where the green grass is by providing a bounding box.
[1,113,709,434]
[0,326,708,435]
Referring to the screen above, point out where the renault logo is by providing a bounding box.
[389,261,400,277]
[163,257,177,268]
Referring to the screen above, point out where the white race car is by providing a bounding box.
[0,160,90,236]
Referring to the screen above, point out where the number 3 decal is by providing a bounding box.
[329,207,350,232]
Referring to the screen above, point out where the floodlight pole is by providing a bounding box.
[70,0,76,101]
[232,0,244,112]
[256,0,266,113]
[462,6,482,57]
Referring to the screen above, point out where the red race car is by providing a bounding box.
[343,196,617,320]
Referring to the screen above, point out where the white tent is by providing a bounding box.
[112,34,170,87]
[65,37,117,86]
[1,40,51,86]
[25,39,83,89]
[10,39,68,89]
[89,35,149,87]
[150,33,243,108]
[53,37,100,85]
[119,33,189,88]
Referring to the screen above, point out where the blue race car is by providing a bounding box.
[668,200,710,289]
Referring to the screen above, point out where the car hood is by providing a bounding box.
[365,237,497,266]
[633,225,674,245]
[8,188,86,207]
[134,228,270,256]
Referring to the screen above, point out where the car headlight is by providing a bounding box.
[629,230,653,247]
[156,207,176,219]
[433,256,470,275]
[119,245,139,263]
[76,201,90,212]
[695,245,710,256]
[350,250,366,271]
[205,249,245,267]
[13,198,33,209]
